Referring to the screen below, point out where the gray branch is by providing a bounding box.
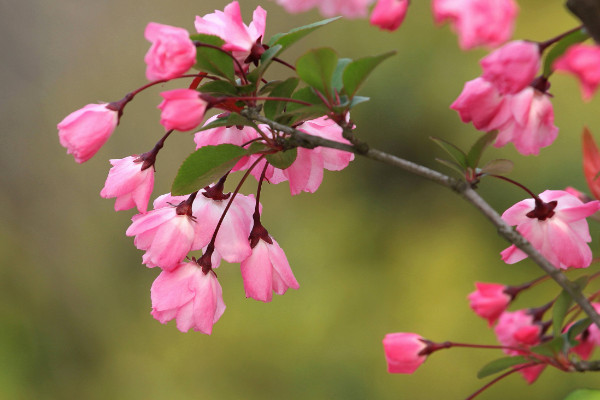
[242,109,600,331]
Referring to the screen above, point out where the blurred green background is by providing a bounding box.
[2,0,600,398]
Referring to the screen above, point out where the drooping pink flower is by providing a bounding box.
[241,237,299,302]
[583,128,600,200]
[275,0,375,18]
[370,0,409,31]
[432,0,518,50]
[467,282,511,326]
[501,190,600,269]
[450,77,509,131]
[57,103,119,163]
[382,333,428,374]
[480,41,541,94]
[100,156,155,213]
[518,364,546,384]
[554,44,600,101]
[144,22,196,81]
[158,89,209,131]
[195,2,266,65]
[151,261,225,334]
[126,197,197,271]
[586,303,600,348]
[494,310,541,355]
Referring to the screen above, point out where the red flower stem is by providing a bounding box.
[465,363,538,400]
[272,57,296,71]
[215,96,312,107]
[254,162,270,218]
[538,25,585,52]
[193,42,248,85]
[489,174,541,202]
[430,341,529,354]
[129,73,209,98]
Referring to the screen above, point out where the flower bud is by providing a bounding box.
[382,332,427,374]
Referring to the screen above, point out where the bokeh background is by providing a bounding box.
[2,0,600,398]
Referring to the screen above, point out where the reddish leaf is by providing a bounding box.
[582,127,600,199]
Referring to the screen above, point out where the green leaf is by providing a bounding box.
[296,48,338,100]
[196,112,260,132]
[480,159,514,175]
[563,389,600,400]
[268,17,340,50]
[554,289,574,335]
[477,356,530,379]
[543,28,589,77]
[332,58,352,92]
[264,78,299,120]
[198,80,238,96]
[259,80,284,95]
[246,142,270,155]
[349,96,370,109]
[430,137,468,168]
[247,45,283,84]
[266,148,298,169]
[191,34,235,82]
[172,145,248,195]
[466,131,499,168]
[530,336,565,357]
[565,318,593,345]
[436,158,466,177]
[342,51,395,98]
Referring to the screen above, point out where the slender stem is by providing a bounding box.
[538,25,585,52]
[272,57,296,71]
[129,73,209,97]
[255,162,269,217]
[465,363,537,400]
[241,109,600,330]
[489,174,540,201]
[215,96,312,107]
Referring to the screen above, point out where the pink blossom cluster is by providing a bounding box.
[451,40,561,155]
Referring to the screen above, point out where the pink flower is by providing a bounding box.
[518,364,546,384]
[382,333,428,374]
[586,303,600,348]
[100,156,155,213]
[57,103,118,163]
[494,310,541,355]
[151,261,225,334]
[195,2,266,65]
[126,198,197,271]
[480,41,541,94]
[554,44,600,101]
[158,89,209,131]
[583,128,600,200]
[450,77,508,131]
[467,282,511,326]
[432,0,518,50]
[240,237,299,302]
[144,22,196,81]
[370,0,409,31]
[501,190,600,269]
[276,0,375,18]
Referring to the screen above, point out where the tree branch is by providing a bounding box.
[242,109,600,330]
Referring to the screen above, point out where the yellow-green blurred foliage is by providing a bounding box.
[2,0,600,398]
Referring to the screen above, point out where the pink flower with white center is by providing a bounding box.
[100,156,154,213]
[370,0,409,31]
[480,41,541,94]
[158,89,209,131]
[432,0,518,50]
[501,190,600,269]
[151,261,225,334]
[241,237,299,302]
[382,333,428,374]
[191,187,255,263]
[57,103,119,163]
[194,2,266,65]
[467,282,511,326]
[275,0,375,18]
[126,196,197,271]
[144,22,196,81]
[450,77,509,132]
[494,310,541,355]
[554,43,600,101]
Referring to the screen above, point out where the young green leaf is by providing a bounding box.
[480,159,514,175]
[267,17,340,51]
[430,137,468,168]
[266,148,298,169]
[476,356,530,379]
[530,336,565,357]
[342,51,395,98]
[198,80,239,96]
[172,145,248,195]
[565,318,592,345]
[332,58,352,92]
[436,158,466,177]
[543,28,589,77]
[563,389,600,400]
[195,112,260,132]
[466,131,499,168]
[190,34,235,82]
[296,48,338,100]
[264,77,299,120]
[553,289,574,335]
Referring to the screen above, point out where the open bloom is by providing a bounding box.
[240,237,299,302]
[450,77,508,132]
[494,310,541,355]
[501,190,600,269]
[370,0,409,31]
[151,261,225,334]
[554,44,600,101]
[144,22,196,81]
[100,156,154,213]
[158,89,208,131]
[467,282,511,326]
[382,333,428,374]
[432,0,518,50]
[276,0,375,18]
[480,40,541,94]
[57,103,118,163]
[195,2,266,65]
